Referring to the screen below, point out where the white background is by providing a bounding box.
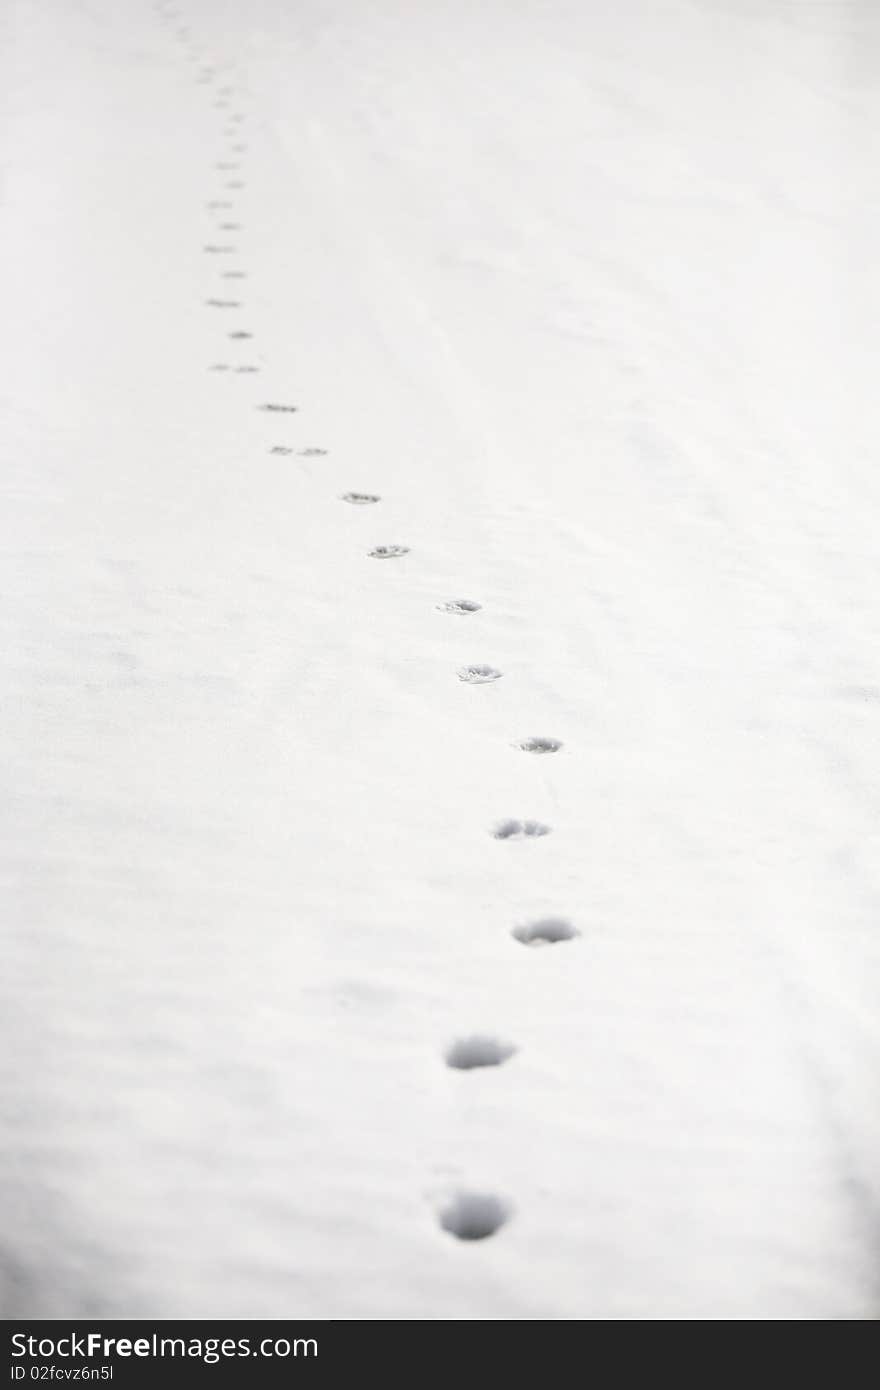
[2,0,878,1318]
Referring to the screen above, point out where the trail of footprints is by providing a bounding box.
[159,0,575,1251]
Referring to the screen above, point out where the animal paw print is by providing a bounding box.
[457,665,502,684]
[369,545,409,559]
[516,736,562,754]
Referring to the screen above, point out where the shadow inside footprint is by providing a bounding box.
[439,1192,511,1242]
[445,1036,516,1070]
[458,665,502,683]
[341,492,380,505]
[517,736,562,754]
[369,545,409,559]
[512,917,578,946]
[437,599,482,615]
[492,819,551,840]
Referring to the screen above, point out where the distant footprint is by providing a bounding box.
[205,298,241,308]
[208,363,230,372]
[445,1036,516,1070]
[439,1192,511,1242]
[369,545,409,559]
[203,244,236,254]
[270,446,293,455]
[221,271,247,279]
[206,199,233,209]
[218,223,241,231]
[516,736,562,754]
[228,330,253,340]
[512,918,578,946]
[458,664,502,684]
[437,599,481,615]
[299,448,327,456]
[492,819,551,840]
[340,492,380,505]
[259,403,298,413]
[837,684,880,705]
[234,365,259,373]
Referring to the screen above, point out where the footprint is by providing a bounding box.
[299,448,327,456]
[260,403,298,413]
[234,365,259,373]
[218,223,241,231]
[458,665,502,684]
[206,199,233,209]
[270,446,293,455]
[228,331,253,340]
[439,1192,511,1242]
[512,917,578,946]
[208,363,230,372]
[205,298,241,308]
[492,819,551,840]
[369,545,409,559]
[837,684,880,705]
[445,1036,516,1070]
[437,599,481,615]
[516,736,562,754]
[221,271,247,279]
[203,245,236,254]
[340,492,380,505]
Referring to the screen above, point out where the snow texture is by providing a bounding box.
[1,0,879,1320]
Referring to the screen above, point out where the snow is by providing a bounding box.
[2,0,879,1319]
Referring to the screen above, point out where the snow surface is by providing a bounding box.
[2,0,879,1320]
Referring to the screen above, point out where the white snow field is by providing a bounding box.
[2,0,879,1320]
